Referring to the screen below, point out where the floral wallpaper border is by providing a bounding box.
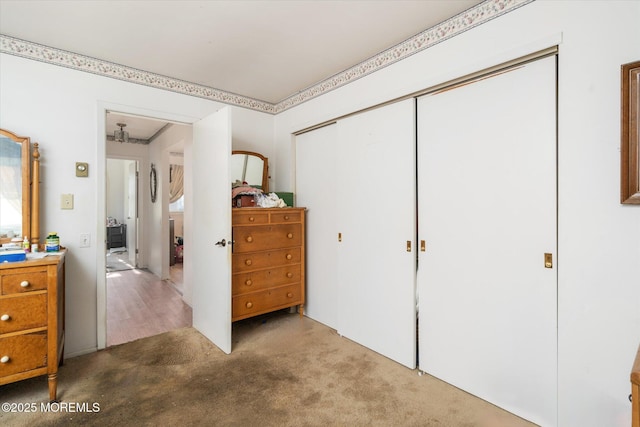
[0,0,532,115]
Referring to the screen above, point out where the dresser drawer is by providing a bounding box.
[233,224,302,253]
[0,332,47,378]
[232,211,269,225]
[270,211,302,224]
[233,264,301,295]
[232,247,301,273]
[232,284,302,320]
[0,293,47,334]
[1,268,48,294]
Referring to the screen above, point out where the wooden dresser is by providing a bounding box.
[232,207,305,321]
[0,251,65,401]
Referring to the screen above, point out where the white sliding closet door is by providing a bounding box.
[417,56,557,426]
[296,124,339,329]
[337,99,416,369]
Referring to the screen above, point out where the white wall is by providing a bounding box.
[0,52,246,357]
[146,124,190,280]
[105,158,125,222]
[1,1,638,425]
[274,2,640,426]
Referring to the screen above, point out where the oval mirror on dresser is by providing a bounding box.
[230,150,268,193]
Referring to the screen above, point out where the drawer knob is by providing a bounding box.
[287,292,293,298]
[20,280,30,288]
[0,314,9,322]
[245,259,252,266]
[287,233,293,239]
[249,217,255,222]
[245,279,252,286]
[284,215,289,220]
[286,254,292,260]
[245,301,253,309]
[286,272,293,278]
[246,236,253,243]
[0,356,9,364]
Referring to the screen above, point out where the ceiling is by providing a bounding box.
[0,0,482,103]
[106,112,176,144]
[1,0,487,140]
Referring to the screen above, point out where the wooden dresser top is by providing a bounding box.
[0,250,66,271]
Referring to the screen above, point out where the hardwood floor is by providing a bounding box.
[168,262,184,295]
[106,263,192,347]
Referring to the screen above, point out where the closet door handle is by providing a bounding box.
[215,239,226,247]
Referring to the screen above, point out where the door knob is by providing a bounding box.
[215,239,226,247]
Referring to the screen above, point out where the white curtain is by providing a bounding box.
[169,164,184,203]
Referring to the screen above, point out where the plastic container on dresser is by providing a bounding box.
[231,207,305,322]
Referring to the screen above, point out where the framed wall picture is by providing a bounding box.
[621,60,640,204]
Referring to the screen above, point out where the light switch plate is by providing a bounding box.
[61,193,74,210]
[79,233,90,248]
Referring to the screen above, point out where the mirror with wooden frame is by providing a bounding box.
[231,150,269,193]
[0,129,40,245]
[621,60,640,204]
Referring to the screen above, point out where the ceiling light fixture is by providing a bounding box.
[114,123,129,143]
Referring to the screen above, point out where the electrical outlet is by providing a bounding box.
[80,233,90,248]
[61,194,74,210]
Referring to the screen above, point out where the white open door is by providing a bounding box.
[336,99,417,369]
[125,160,138,267]
[417,56,557,425]
[192,107,232,354]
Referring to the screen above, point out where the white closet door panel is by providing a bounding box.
[417,56,557,426]
[296,124,339,330]
[337,99,416,369]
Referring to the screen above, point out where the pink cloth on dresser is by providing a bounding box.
[232,186,262,199]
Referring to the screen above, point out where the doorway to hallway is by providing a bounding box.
[104,112,192,347]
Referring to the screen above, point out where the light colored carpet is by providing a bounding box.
[0,311,536,426]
